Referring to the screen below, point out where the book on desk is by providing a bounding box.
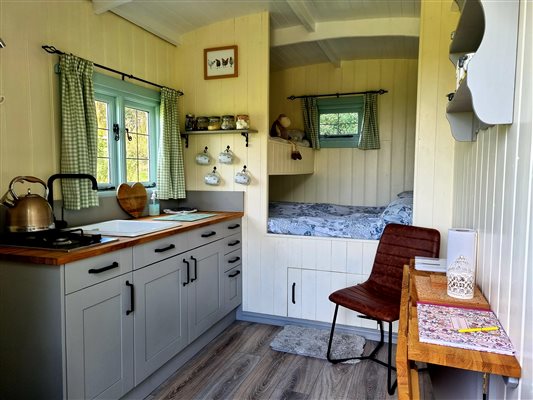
[417,303,515,355]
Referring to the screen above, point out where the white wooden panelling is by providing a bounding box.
[268,139,315,175]
[269,59,417,207]
[452,1,532,397]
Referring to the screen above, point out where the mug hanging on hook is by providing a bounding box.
[204,166,221,186]
[234,165,251,186]
[218,145,233,164]
[196,146,211,165]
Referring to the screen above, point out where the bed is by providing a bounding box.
[268,137,315,175]
[267,192,413,240]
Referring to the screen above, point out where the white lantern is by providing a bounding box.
[447,229,477,299]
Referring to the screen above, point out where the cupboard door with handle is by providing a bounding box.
[287,268,302,318]
[133,256,188,385]
[65,273,134,400]
[223,265,242,313]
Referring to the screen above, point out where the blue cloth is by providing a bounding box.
[268,198,413,240]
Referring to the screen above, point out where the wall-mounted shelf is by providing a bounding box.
[446,0,519,141]
[181,129,258,148]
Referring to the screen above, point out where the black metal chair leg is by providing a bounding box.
[327,308,397,395]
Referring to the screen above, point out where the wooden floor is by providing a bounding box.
[148,321,433,400]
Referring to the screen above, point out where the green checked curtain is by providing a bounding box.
[301,97,320,149]
[157,88,186,199]
[359,93,380,150]
[59,54,99,210]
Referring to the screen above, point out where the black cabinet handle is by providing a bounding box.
[228,270,241,278]
[190,256,198,282]
[126,280,134,315]
[228,256,240,264]
[183,259,190,286]
[201,231,216,238]
[292,282,296,304]
[154,244,175,253]
[88,261,119,274]
[228,224,240,230]
[228,240,240,247]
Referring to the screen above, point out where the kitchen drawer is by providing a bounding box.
[223,265,242,313]
[65,248,133,294]
[223,248,242,272]
[222,233,242,255]
[188,219,241,249]
[133,232,190,269]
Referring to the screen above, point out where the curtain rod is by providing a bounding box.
[42,45,184,96]
[287,89,387,100]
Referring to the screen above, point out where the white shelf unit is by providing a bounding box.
[446,0,519,141]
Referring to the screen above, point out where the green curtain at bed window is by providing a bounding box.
[157,87,186,199]
[301,97,320,150]
[359,93,380,150]
[59,54,99,210]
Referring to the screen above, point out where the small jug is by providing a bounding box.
[204,167,221,186]
[218,145,233,164]
[234,166,251,186]
[196,146,210,165]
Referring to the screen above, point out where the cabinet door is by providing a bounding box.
[133,256,188,385]
[187,241,224,342]
[65,274,134,400]
[223,265,242,313]
[287,268,302,318]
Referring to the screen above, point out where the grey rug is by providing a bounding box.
[270,325,365,364]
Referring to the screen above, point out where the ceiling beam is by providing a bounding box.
[271,17,420,47]
[316,41,341,68]
[286,0,316,32]
[92,0,132,15]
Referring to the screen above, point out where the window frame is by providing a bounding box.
[93,73,160,190]
[317,95,364,148]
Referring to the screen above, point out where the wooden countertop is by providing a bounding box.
[396,265,522,400]
[0,211,244,266]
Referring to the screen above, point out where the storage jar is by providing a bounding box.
[236,114,249,129]
[221,115,236,130]
[208,116,221,131]
[196,116,209,131]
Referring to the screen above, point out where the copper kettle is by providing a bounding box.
[1,176,55,232]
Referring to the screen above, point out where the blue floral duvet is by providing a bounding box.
[268,196,413,240]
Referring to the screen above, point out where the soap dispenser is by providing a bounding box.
[149,190,160,216]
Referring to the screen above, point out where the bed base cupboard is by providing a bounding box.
[0,219,242,400]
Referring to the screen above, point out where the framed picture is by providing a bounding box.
[204,45,238,80]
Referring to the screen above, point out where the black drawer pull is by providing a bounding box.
[201,231,216,238]
[228,256,240,264]
[154,244,175,253]
[126,280,134,315]
[183,259,190,286]
[292,282,296,304]
[228,270,241,278]
[228,240,240,247]
[228,224,240,230]
[190,256,198,282]
[88,261,119,274]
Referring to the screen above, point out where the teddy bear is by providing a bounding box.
[270,114,291,140]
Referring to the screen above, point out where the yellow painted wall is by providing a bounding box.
[413,0,458,254]
[269,59,418,206]
[176,13,270,313]
[0,0,179,191]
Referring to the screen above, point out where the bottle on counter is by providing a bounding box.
[148,190,160,216]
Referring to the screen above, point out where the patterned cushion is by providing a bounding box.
[381,197,413,225]
[396,190,414,198]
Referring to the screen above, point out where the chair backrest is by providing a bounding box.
[367,223,441,300]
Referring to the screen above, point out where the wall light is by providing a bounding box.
[0,38,6,48]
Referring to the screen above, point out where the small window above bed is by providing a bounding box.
[317,95,364,148]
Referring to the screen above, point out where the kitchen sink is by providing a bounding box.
[74,219,180,237]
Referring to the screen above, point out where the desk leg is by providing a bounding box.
[482,372,489,400]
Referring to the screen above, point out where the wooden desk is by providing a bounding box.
[396,265,522,399]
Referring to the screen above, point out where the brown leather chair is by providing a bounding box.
[327,223,440,395]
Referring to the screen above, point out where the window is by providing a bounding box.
[317,95,364,148]
[94,73,160,189]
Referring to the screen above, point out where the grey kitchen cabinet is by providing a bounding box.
[185,240,225,343]
[133,255,189,385]
[223,265,242,313]
[0,217,242,400]
[65,273,134,399]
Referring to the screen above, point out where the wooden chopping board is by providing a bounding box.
[116,182,147,218]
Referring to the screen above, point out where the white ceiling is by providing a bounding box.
[92,0,421,70]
